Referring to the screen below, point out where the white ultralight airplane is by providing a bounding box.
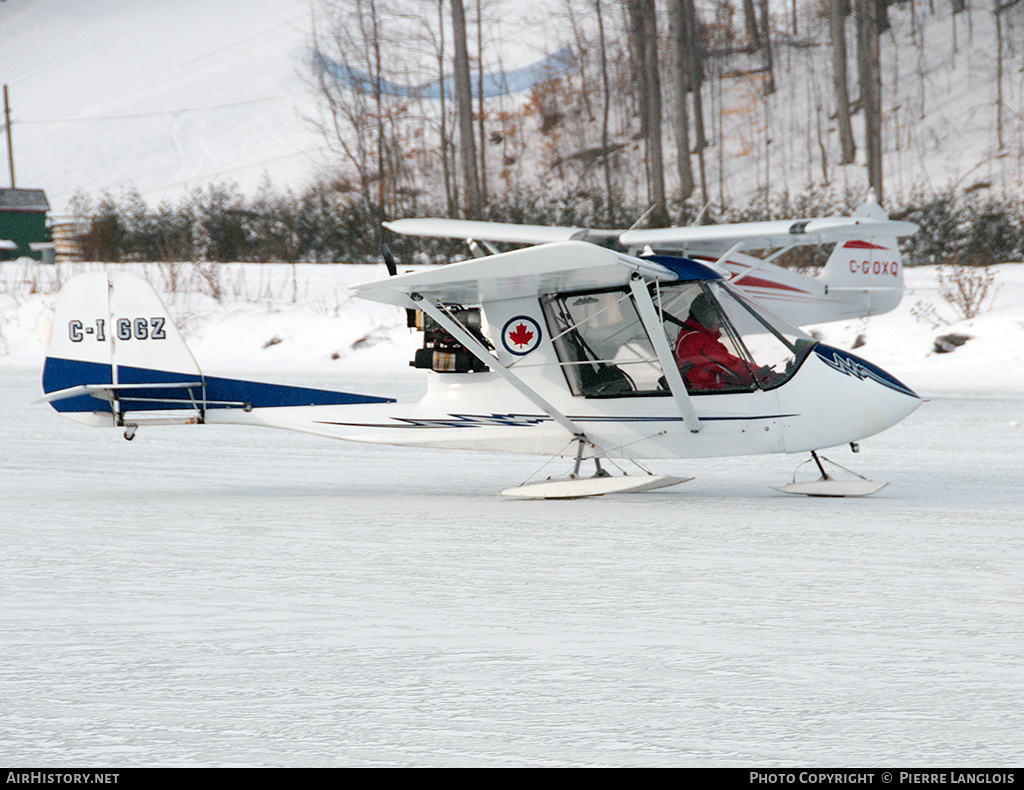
[39,202,921,498]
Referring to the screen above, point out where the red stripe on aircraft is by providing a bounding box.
[688,258,806,295]
[733,275,809,293]
[843,240,887,250]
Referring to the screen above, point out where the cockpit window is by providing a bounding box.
[540,289,666,397]
[541,281,816,398]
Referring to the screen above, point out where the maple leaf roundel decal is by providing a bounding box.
[501,315,542,356]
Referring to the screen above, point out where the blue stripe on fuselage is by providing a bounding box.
[41,358,395,413]
[314,412,797,429]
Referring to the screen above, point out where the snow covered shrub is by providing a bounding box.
[910,300,945,329]
[937,265,998,321]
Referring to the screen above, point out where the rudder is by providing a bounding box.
[819,199,904,317]
[42,271,203,425]
[41,271,395,431]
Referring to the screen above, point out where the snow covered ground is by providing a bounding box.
[2,367,1023,766]
[1,260,1023,765]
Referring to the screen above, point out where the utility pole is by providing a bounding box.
[3,84,15,188]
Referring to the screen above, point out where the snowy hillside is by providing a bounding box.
[2,258,1022,398]
[0,0,322,210]
[1,0,1021,214]
[715,5,1024,202]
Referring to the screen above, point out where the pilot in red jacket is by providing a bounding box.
[673,294,754,391]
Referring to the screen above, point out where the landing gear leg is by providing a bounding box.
[569,435,586,479]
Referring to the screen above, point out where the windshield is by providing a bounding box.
[654,280,815,393]
[540,281,816,397]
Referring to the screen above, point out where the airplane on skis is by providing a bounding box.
[37,201,922,498]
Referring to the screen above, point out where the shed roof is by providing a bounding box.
[0,188,50,212]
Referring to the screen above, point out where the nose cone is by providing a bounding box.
[780,345,922,452]
[814,344,919,394]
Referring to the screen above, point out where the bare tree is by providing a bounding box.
[451,0,482,218]
[742,0,762,51]
[757,0,776,95]
[829,0,857,164]
[992,0,1022,150]
[642,0,667,221]
[625,0,667,223]
[366,0,389,212]
[668,0,695,203]
[476,0,488,208]
[680,0,709,205]
[310,0,393,215]
[594,0,617,223]
[855,0,883,202]
[430,1,457,214]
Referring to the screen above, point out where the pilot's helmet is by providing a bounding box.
[689,293,719,327]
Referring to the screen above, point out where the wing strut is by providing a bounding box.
[410,294,589,442]
[727,242,796,283]
[628,274,701,433]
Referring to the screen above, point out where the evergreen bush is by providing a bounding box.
[70,182,1024,268]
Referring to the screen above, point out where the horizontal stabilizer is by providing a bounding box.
[42,359,394,414]
[36,380,203,404]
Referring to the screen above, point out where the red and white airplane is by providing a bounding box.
[383,198,913,328]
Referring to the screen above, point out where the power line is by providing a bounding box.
[142,145,330,194]
[15,90,316,125]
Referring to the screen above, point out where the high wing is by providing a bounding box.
[618,216,918,256]
[382,218,587,246]
[383,201,918,256]
[354,241,720,443]
[354,239,687,306]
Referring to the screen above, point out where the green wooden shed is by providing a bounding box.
[0,188,50,260]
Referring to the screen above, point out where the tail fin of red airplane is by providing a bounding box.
[818,198,904,318]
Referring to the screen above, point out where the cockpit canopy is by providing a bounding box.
[541,279,815,397]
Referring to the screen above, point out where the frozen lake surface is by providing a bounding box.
[2,368,1023,766]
